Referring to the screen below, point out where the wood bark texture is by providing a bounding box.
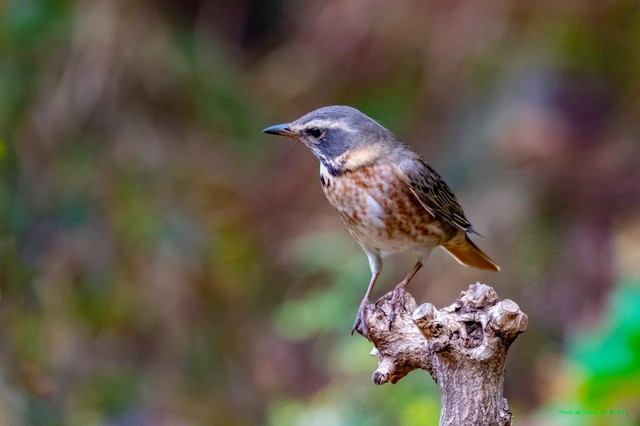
[364,283,527,426]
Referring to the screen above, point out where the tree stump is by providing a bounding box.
[364,283,527,426]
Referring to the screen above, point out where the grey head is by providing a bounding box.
[262,105,397,175]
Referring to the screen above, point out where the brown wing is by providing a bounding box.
[400,157,479,235]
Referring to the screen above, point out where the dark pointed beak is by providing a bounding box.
[262,123,297,138]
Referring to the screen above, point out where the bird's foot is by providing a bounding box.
[351,299,371,338]
[387,283,408,328]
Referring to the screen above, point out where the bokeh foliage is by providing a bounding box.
[1,0,640,424]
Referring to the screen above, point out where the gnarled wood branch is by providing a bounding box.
[364,283,527,426]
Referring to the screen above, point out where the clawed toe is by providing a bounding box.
[351,300,370,338]
[352,280,411,335]
[387,284,408,327]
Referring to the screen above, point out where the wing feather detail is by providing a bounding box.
[400,157,477,234]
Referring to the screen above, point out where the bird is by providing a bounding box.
[262,105,499,337]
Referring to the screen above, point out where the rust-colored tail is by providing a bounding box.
[441,235,500,272]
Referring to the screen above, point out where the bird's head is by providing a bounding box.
[262,105,395,175]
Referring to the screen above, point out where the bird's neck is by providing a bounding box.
[319,159,343,177]
[320,143,385,177]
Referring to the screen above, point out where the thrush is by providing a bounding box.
[263,105,499,337]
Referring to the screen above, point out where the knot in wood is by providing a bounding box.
[430,321,444,337]
[459,282,498,310]
[490,299,529,339]
[463,320,483,348]
[372,370,386,385]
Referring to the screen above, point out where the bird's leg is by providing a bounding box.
[352,271,379,338]
[352,251,382,338]
[388,261,423,326]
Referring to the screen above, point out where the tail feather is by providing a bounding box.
[441,235,500,272]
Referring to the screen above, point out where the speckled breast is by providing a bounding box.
[320,160,451,256]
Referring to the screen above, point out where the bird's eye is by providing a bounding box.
[307,128,323,138]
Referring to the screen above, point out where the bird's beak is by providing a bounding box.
[262,123,297,138]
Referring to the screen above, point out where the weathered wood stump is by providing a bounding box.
[364,283,527,426]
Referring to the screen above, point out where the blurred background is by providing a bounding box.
[1,0,640,424]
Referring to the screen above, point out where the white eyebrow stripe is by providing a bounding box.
[294,119,354,132]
